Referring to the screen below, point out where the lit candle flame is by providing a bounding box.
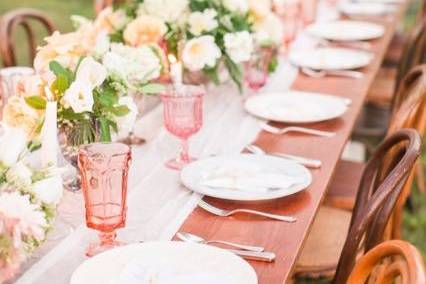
[168,54,177,64]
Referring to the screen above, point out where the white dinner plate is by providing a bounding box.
[244,91,348,124]
[71,241,257,284]
[181,154,312,201]
[289,47,373,71]
[306,20,385,42]
[339,1,396,16]
[353,0,402,3]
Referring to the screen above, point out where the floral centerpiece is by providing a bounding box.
[87,0,283,91]
[0,127,63,282]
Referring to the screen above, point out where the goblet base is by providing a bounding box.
[86,231,125,257]
[165,157,196,170]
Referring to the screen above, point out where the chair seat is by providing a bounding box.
[294,206,352,279]
[367,67,397,107]
[324,160,365,210]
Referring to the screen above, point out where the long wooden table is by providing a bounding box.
[177,2,410,283]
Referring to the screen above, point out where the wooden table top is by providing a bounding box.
[177,3,410,284]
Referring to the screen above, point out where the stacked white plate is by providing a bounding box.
[306,20,385,42]
[289,47,373,71]
[339,1,396,16]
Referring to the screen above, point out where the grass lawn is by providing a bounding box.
[0,1,425,283]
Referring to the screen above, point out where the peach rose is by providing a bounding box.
[123,15,167,47]
[16,75,46,98]
[3,97,41,139]
[94,7,130,33]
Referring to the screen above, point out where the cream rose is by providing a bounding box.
[61,80,94,113]
[3,97,41,138]
[249,0,272,20]
[182,35,222,72]
[188,9,219,36]
[253,13,284,45]
[141,0,189,23]
[94,7,130,33]
[16,75,46,98]
[222,0,249,14]
[224,31,254,63]
[124,15,167,47]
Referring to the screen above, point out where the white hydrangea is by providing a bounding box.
[253,13,284,46]
[188,9,219,36]
[6,161,33,191]
[103,43,162,89]
[224,31,254,63]
[31,175,63,205]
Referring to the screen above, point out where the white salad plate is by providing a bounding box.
[244,91,348,124]
[180,154,312,201]
[306,20,385,41]
[289,47,373,71]
[70,241,257,284]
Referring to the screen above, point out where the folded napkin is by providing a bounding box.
[200,164,302,193]
[115,259,235,284]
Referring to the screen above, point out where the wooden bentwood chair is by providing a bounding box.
[347,240,426,284]
[325,65,426,238]
[293,129,421,283]
[0,9,55,67]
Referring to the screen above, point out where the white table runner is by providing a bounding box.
[15,3,339,282]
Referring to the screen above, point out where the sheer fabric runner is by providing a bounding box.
[16,7,337,280]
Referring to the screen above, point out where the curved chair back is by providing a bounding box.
[387,65,426,238]
[347,240,426,284]
[392,20,426,105]
[0,8,55,67]
[332,129,421,284]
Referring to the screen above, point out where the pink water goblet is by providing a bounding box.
[161,84,204,170]
[273,0,301,53]
[78,142,132,257]
[245,47,274,94]
[301,0,318,26]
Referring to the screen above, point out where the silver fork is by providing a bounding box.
[261,124,336,137]
[301,67,364,79]
[198,199,297,222]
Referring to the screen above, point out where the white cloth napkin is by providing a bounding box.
[115,260,235,284]
[200,164,302,192]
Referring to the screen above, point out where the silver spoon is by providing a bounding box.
[176,232,265,252]
[246,144,322,169]
[301,67,364,79]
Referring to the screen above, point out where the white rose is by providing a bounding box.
[62,80,94,113]
[248,0,272,19]
[114,96,138,140]
[188,9,219,36]
[224,31,254,63]
[0,127,27,166]
[31,175,63,205]
[6,161,33,190]
[253,13,284,45]
[222,0,249,14]
[182,35,221,71]
[142,0,189,23]
[76,57,107,89]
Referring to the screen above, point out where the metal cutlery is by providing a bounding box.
[198,199,297,223]
[246,144,322,169]
[317,38,372,50]
[301,67,364,79]
[261,124,336,138]
[176,232,265,252]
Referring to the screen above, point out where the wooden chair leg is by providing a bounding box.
[415,161,425,193]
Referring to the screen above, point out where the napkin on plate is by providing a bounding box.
[200,164,302,192]
[115,259,235,284]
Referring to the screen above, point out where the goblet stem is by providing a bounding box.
[180,138,190,163]
[99,231,117,246]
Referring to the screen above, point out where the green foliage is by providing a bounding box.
[224,56,243,92]
[25,96,46,110]
[268,56,279,73]
[189,0,213,11]
[203,65,220,85]
[139,83,165,94]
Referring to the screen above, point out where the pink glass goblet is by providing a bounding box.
[244,47,274,94]
[78,142,132,257]
[161,85,204,170]
[274,0,301,53]
[300,0,318,27]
